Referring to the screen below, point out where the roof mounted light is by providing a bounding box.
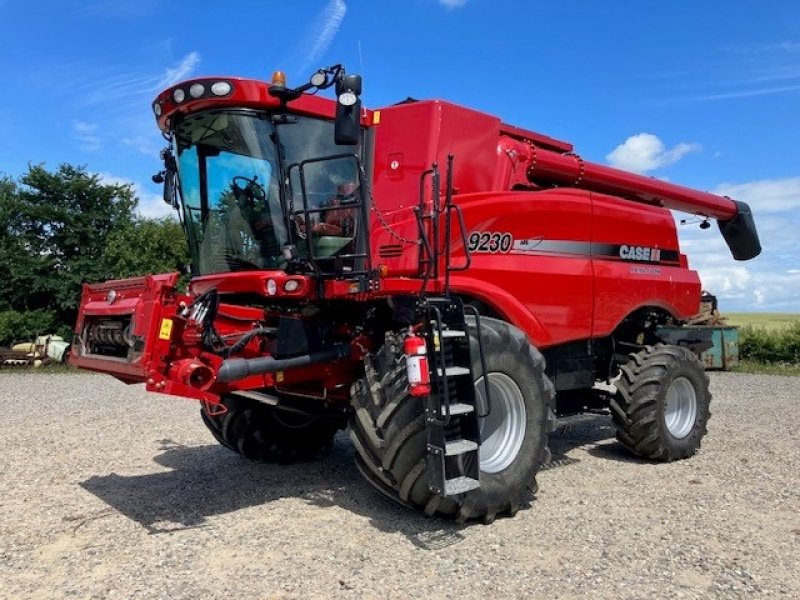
[153,102,162,116]
[338,91,358,107]
[271,71,287,87]
[310,71,326,87]
[210,81,232,96]
[172,88,185,103]
[189,83,205,98]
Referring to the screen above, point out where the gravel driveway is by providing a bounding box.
[1,372,798,599]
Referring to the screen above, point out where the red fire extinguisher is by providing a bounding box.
[404,333,431,397]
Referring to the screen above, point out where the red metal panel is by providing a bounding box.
[435,103,502,194]
[443,190,595,347]
[498,122,573,152]
[371,101,441,213]
[190,271,314,300]
[70,273,181,383]
[590,194,701,334]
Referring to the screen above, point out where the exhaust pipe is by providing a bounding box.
[216,345,352,383]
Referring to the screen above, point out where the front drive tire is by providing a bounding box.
[349,317,555,523]
[201,394,342,463]
[610,344,711,461]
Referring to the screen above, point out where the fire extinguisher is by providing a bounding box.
[404,332,431,397]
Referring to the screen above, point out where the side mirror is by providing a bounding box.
[335,74,362,145]
[155,147,179,209]
[163,170,178,209]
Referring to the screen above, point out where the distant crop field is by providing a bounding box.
[725,313,800,331]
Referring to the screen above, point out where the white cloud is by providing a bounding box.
[157,51,200,88]
[689,84,800,101]
[681,39,800,102]
[439,0,469,7]
[122,134,161,156]
[712,177,800,213]
[696,264,752,295]
[675,184,800,311]
[300,0,347,72]
[606,133,700,174]
[728,40,800,54]
[72,119,101,152]
[97,171,174,219]
[64,51,200,109]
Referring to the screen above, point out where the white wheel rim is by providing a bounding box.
[475,372,527,474]
[664,376,698,439]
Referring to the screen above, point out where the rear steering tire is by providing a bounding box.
[349,317,555,522]
[610,344,711,461]
[201,394,342,462]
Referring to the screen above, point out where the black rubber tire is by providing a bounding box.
[201,394,342,462]
[610,344,711,461]
[349,317,555,523]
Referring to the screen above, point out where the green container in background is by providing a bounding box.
[656,326,739,370]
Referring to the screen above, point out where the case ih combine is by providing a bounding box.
[71,66,760,522]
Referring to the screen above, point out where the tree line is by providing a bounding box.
[0,163,189,346]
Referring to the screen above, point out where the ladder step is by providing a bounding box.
[436,366,471,377]
[445,402,474,416]
[444,476,481,495]
[445,439,479,456]
[439,329,466,339]
[430,324,467,339]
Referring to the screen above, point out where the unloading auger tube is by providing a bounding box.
[518,142,761,261]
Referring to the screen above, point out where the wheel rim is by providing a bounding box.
[664,376,698,439]
[475,372,527,474]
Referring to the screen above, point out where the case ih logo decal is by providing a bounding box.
[618,245,661,262]
[468,232,680,266]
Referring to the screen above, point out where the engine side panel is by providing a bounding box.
[443,189,700,348]
[448,189,595,347]
[591,193,700,336]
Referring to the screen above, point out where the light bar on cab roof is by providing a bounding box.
[152,79,235,117]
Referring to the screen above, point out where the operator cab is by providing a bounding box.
[171,110,367,278]
[153,67,370,285]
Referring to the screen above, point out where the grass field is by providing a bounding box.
[725,313,800,331]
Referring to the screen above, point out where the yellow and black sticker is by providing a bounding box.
[158,318,173,340]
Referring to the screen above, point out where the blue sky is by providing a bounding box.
[1,0,798,312]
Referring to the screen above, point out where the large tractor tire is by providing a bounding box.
[611,344,711,461]
[201,394,342,462]
[349,317,555,523]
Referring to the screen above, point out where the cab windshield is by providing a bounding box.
[173,110,362,275]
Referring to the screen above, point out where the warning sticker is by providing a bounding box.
[158,318,173,340]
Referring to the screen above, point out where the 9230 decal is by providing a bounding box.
[467,231,513,253]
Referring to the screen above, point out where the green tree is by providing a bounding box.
[0,163,193,346]
[102,217,189,279]
[0,164,137,321]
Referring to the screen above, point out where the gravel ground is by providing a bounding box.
[0,371,798,599]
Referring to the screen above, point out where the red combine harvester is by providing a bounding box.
[71,66,760,522]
